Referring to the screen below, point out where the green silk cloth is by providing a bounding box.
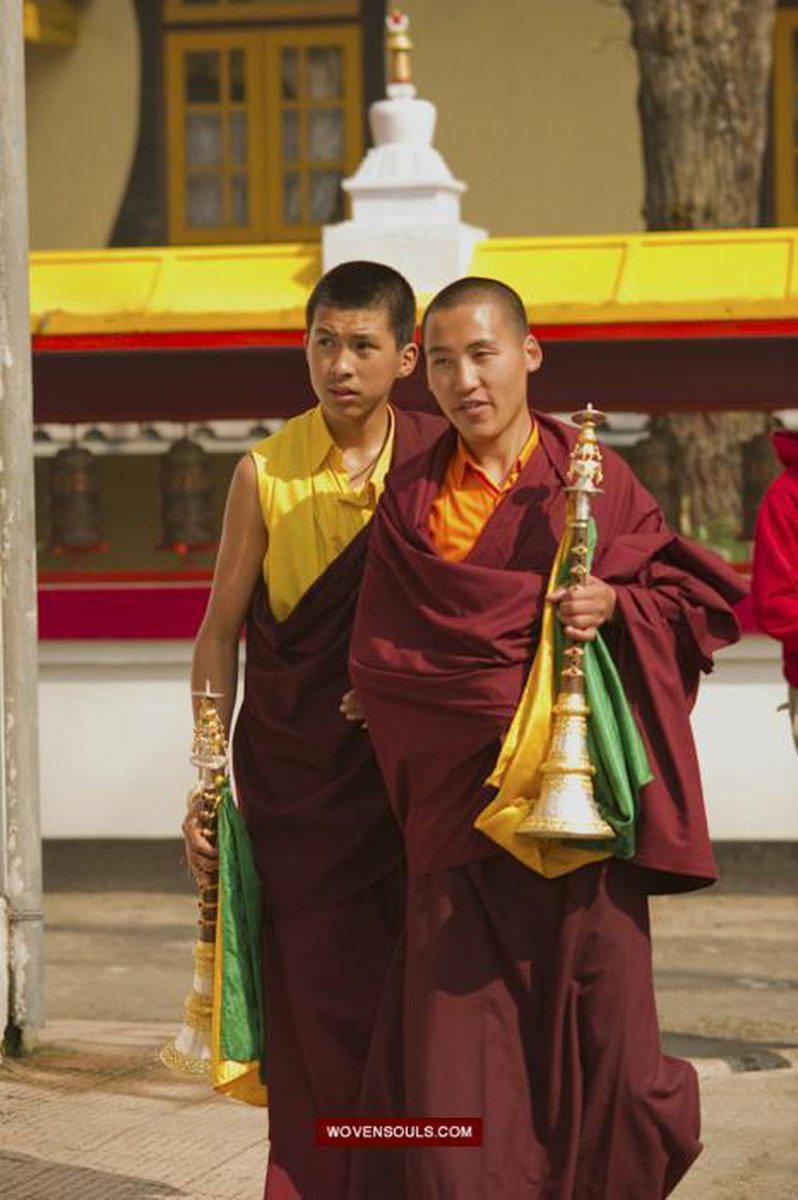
[555,518,652,857]
[211,781,267,1105]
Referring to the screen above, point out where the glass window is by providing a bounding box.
[186,114,223,167]
[187,175,224,227]
[232,174,249,225]
[185,52,220,104]
[281,49,299,101]
[283,172,301,225]
[310,170,343,222]
[168,25,361,242]
[308,108,344,162]
[281,111,300,164]
[307,46,342,100]
[230,111,247,166]
[229,50,246,102]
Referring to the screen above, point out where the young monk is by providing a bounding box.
[347,277,747,1199]
[183,261,442,1200]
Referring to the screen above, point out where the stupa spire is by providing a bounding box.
[322,10,487,294]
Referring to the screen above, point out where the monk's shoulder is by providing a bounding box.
[386,416,452,503]
[393,407,448,457]
[249,408,315,474]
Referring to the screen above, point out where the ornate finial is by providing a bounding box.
[567,404,605,495]
[386,9,413,87]
[190,687,228,774]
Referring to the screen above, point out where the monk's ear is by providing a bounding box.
[523,333,543,375]
[397,340,419,378]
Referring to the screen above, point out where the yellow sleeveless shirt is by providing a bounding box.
[250,404,395,623]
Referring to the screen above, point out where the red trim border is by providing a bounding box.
[31,318,798,356]
[37,579,758,641]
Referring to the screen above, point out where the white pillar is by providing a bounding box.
[0,0,44,1052]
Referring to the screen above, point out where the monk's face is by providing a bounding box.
[424,301,541,447]
[305,305,417,426]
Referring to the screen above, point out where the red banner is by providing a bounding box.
[314,1118,483,1147]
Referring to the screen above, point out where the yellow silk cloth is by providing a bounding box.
[427,422,539,561]
[251,404,395,622]
[211,880,267,1106]
[475,525,611,878]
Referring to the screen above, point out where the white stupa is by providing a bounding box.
[322,10,486,293]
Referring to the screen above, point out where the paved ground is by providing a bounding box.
[0,886,796,1198]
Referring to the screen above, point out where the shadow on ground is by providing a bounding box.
[663,1031,794,1071]
[0,1152,184,1199]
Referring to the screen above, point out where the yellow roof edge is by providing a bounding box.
[30,229,798,336]
[31,298,798,338]
[481,228,798,249]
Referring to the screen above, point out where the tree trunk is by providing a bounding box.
[621,0,777,542]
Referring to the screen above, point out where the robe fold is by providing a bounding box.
[346,410,746,1199]
[232,407,444,1200]
[350,411,745,892]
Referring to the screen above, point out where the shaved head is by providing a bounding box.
[422,276,529,343]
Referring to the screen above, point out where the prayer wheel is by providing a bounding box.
[48,443,103,553]
[159,437,215,553]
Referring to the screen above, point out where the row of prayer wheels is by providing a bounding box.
[47,437,216,556]
[43,420,780,557]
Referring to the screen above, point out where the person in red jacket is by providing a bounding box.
[752,429,798,750]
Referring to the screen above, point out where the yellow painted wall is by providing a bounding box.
[401,0,643,236]
[25,0,140,250]
[22,0,643,248]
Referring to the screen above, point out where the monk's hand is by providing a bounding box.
[549,575,617,642]
[340,688,367,728]
[181,796,218,888]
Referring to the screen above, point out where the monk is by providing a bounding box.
[183,261,442,1200]
[751,427,798,751]
[346,277,747,1199]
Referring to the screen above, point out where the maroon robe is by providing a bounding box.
[347,411,746,1200]
[232,407,444,1200]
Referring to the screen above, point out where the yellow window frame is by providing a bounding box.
[166,24,362,244]
[166,30,267,244]
[23,0,82,46]
[264,25,362,241]
[163,1,360,24]
[774,10,798,226]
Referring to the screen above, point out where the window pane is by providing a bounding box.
[307,47,342,100]
[310,170,343,222]
[229,50,246,102]
[281,110,300,164]
[231,111,247,166]
[186,113,223,167]
[309,108,344,162]
[283,171,301,225]
[187,174,223,228]
[185,51,220,104]
[282,49,299,100]
[232,174,248,226]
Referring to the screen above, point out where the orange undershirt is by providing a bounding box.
[428,422,540,561]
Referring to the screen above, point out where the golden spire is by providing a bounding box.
[386,9,413,87]
[190,680,227,775]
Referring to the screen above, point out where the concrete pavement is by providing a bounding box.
[0,884,796,1198]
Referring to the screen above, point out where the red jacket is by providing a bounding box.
[752,430,798,686]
